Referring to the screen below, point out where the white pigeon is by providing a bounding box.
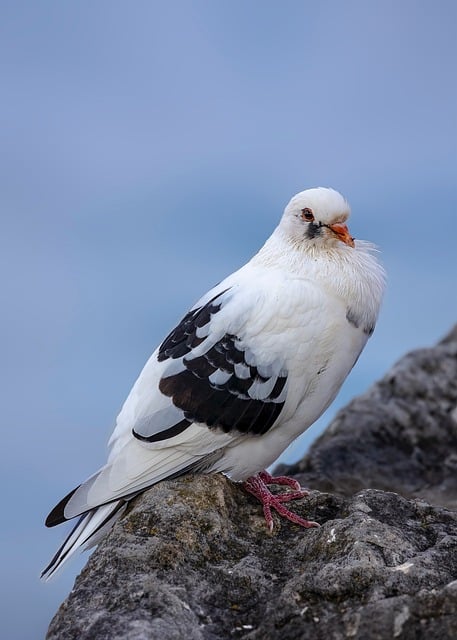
[42,187,385,579]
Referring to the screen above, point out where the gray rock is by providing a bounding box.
[46,326,457,639]
[47,478,457,640]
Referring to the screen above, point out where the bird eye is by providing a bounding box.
[300,208,314,222]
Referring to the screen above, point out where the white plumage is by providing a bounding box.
[43,187,385,579]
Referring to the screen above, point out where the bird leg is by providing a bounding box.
[243,471,320,532]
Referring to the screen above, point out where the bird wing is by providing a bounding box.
[134,288,288,441]
[48,274,291,524]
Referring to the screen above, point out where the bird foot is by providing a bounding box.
[243,470,320,532]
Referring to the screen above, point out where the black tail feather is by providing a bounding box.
[45,485,80,527]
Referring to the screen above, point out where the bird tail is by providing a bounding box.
[41,500,127,581]
[41,438,225,580]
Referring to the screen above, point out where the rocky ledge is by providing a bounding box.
[47,326,457,640]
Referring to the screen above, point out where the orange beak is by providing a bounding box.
[328,223,355,248]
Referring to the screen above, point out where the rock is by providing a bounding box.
[279,324,457,511]
[47,326,457,639]
[47,478,457,640]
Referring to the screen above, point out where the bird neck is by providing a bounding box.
[250,226,386,331]
[250,226,334,273]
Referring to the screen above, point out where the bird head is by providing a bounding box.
[280,187,355,249]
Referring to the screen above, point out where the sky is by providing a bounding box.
[1,1,456,638]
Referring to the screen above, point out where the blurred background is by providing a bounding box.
[1,1,456,637]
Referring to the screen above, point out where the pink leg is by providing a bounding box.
[243,471,320,532]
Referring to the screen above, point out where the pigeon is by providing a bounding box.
[42,187,385,579]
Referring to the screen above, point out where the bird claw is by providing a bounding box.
[258,470,305,492]
[243,471,320,531]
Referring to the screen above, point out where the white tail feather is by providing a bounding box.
[41,501,126,581]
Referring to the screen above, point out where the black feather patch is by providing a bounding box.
[346,307,375,336]
[306,222,323,240]
[132,419,191,443]
[158,290,229,362]
[159,333,287,436]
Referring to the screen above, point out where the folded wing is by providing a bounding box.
[46,286,289,527]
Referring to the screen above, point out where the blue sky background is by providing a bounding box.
[1,2,456,637]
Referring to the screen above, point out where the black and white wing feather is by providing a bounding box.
[133,289,287,442]
[47,284,289,528]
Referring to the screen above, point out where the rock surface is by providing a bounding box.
[47,326,457,639]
